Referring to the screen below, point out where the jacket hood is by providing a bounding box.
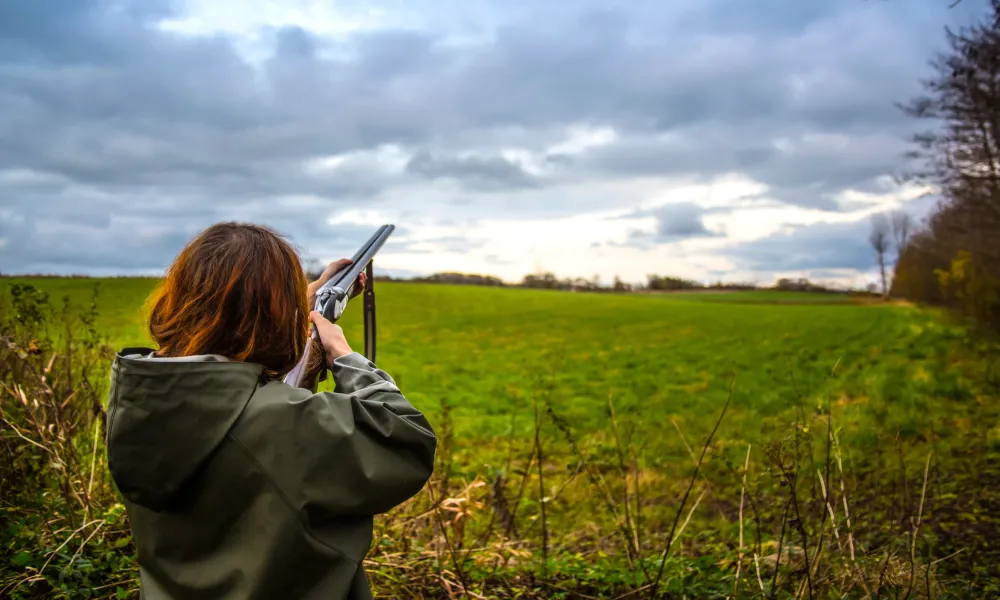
[106,347,264,512]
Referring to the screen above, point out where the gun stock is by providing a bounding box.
[283,336,326,392]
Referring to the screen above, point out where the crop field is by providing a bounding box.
[3,277,999,598]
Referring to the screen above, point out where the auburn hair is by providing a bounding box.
[147,222,309,377]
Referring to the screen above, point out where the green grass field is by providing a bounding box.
[6,277,996,472]
[4,277,1000,597]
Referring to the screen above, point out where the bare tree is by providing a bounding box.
[870,213,891,298]
[890,210,913,263]
[900,0,1000,218]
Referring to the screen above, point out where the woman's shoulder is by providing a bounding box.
[226,380,355,478]
[251,377,314,403]
[236,379,323,428]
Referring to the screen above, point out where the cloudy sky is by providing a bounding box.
[0,0,990,285]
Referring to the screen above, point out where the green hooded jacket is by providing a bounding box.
[105,348,436,600]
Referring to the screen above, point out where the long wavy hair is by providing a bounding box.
[146,222,309,377]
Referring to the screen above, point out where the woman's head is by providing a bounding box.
[147,222,309,376]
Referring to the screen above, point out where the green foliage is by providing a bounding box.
[935,249,1000,326]
[8,283,50,326]
[646,274,701,291]
[0,284,138,599]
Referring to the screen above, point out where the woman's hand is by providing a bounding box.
[309,311,353,366]
[354,270,368,297]
[307,259,368,308]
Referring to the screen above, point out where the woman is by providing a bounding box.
[105,222,436,600]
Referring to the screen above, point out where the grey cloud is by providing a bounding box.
[654,203,722,239]
[406,150,537,189]
[1,0,944,176]
[623,203,724,243]
[0,210,381,275]
[273,25,318,58]
[0,0,981,275]
[569,127,912,210]
[0,176,384,275]
[387,235,488,254]
[0,213,194,274]
[0,0,176,64]
[743,137,913,209]
[722,189,940,275]
[673,0,841,36]
[723,219,878,272]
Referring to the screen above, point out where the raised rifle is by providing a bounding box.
[284,224,395,390]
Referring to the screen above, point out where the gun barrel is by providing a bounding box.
[330,225,393,293]
[317,224,394,321]
[284,224,395,390]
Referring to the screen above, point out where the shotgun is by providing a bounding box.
[284,224,395,390]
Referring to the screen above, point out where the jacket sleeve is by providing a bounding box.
[279,353,437,518]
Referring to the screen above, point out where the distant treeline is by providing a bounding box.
[2,271,848,294]
[411,272,506,286]
[890,3,1000,332]
[375,271,859,295]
